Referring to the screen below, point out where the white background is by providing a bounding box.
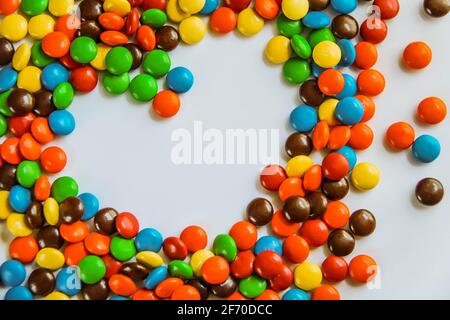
[1,1,450,299]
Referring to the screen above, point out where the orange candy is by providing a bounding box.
[171,285,201,300]
[132,289,159,300]
[355,95,375,122]
[254,289,280,300]
[0,0,20,15]
[227,291,247,300]
[54,15,80,40]
[84,232,111,255]
[31,118,55,144]
[1,137,23,165]
[136,25,156,51]
[152,90,180,118]
[40,146,67,173]
[19,133,42,161]
[109,274,137,296]
[357,69,385,96]
[322,200,349,229]
[102,254,123,279]
[201,256,230,285]
[354,42,378,70]
[282,235,309,264]
[9,113,36,137]
[417,97,447,125]
[34,175,51,201]
[349,255,378,283]
[385,121,415,150]
[229,221,257,250]
[64,242,88,266]
[312,284,340,300]
[41,32,71,58]
[299,219,329,247]
[180,225,208,253]
[278,177,305,202]
[349,123,374,150]
[254,0,279,20]
[60,221,89,243]
[210,7,237,34]
[99,12,126,31]
[403,41,432,69]
[271,210,300,237]
[302,164,322,192]
[318,69,345,96]
[100,31,129,46]
[155,277,184,298]
[9,236,39,264]
[328,126,351,150]
[312,120,330,150]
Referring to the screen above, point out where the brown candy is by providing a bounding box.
[79,0,103,20]
[210,277,237,298]
[120,262,149,282]
[123,43,143,70]
[0,164,17,190]
[246,198,273,226]
[415,177,444,206]
[94,207,119,235]
[79,20,103,41]
[81,279,110,300]
[299,79,325,107]
[327,229,355,256]
[28,268,55,296]
[0,38,15,66]
[188,279,209,300]
[322,177,349,200]
[283,196,310,223]
[308,0,330,11]
[59,196,84,224]
[156,26,180,51]
[424,0,449,17]
[33,90,55,117]
[7,88,35,116]
[331,14,359,39]
[349,209,376,237]
[305,191,328,217]
[37,226,64,249]
[285,132,313,158]
[25,201,44,229]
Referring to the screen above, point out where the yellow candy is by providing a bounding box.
[312,40,342,68]
[179,0,205,14]
[103,0,131,17]
[237,8,264,37]
[264,35,292,64]
[90,44,111,71]
[36,248,65,270]
[28,14,55,40]
[17,66,42,93]
[12,43,31,71]
[179,16,206,45]
[351,162,380,191]
[44,197,59,226]
[286,155,313,178]
[49,0,74,17]
[136,251,163,269]
[0,14,28,42]
[190,249,214,277]
[294,262,322,291]
[282,0,309,20]
[0,191,14,220]
[6,213,33,237]
[45,292,70,300]
[318,99,339,126]
[167,0,191,23]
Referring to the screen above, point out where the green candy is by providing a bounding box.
[78,255,106,284]
[291,34,311,59]
[212,234,237,262]
[16,161,41,188]
[141,9,167,28]
[103,72,130,95]
[31,41,55,67]
[308,28,335,48]
[51,176,78,202]
[168,260,194,280]
[142,49,171,78]
[239,275,267,299]
[110,236,136,261]
[53,82,74,109]
[0,89,14,117]
[20,0,48,16]
[283,59,311,84]
[105,47,133,75]
[0,114,7,136]
[70,36,98,64]
[129,74,158,102]
[277,14,302,38]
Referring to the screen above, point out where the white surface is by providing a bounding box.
[1,1,450,299]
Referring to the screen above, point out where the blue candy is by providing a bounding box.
[412,135,441,163]
[336,146,357,170]
[0,67,18,92]
[330,0,357,14]
[4,286,33,300]
[56,267,81,296]
[334,97,364,125]
[48,110,76,135]
[335,74,357,99]
[41,63,69,91]
[166,67,194,93]
[78,193,100,221]
[135,228,163,252]
[110,295,129,300]
[254,236,282,256]
[302,12,331,29]
[290,105,318,133]
[144,266,169,290]
[282,289,310,300]
[338,39,356,67]
[200,0,219,15]
[0,260,26,287]
[9,185,32,213]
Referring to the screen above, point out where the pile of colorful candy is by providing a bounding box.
[0,0,448,301]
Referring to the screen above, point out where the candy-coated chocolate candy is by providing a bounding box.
[166,67,194,93]
[163,236,188,260]
[283,59,311,84]
[17,67,42,94]
[9,236,39,264]
[152,90,180,118]
[385,122,415,150]
[0,14,28,42]
[417,97,447,124]
[254,250,284,279]
[290,105,317,133]
[180,225,208,252]
[110,236,137,261]
[283,235,309,264]
[213,234,237,262]
[51,176,78,202]
[0,259,27,287]
[403,42,432,69]
[327,229,355,256]
[237,8,264,36]
[335,74,357,99]
[103,0,131,16]
[156,25,180,51]
[335,97,364,125]
[9,185,32,213]
[12,43,31,72]
[190,249,214,276]
[415,177,444,206]
[230,251,255,279]
[330,0,357,13]
[424,0,450,17]
[103,72,131,95]
[179,16,206,45]
[360,18,387,44]
[28,268,56,296]
[36,247,65,270]
[239,275,266,298]
[312,284,340,300]
[81,279,110,300]
[144,266,169,289]
[259,164,287,191]
[254,235,282,255]
[349,209,376,236]
[313,40,341,68]
[129,74,158,102]
[351,162,380,190]
[115,211,139,239]
[5,286,33,300]
[63,241,87,265]
[277,14,302,37]
[265,35,292,64]
[16,160,41,188]
[136,251,163,269]
[348,255,377,283]
[201,256,229,284]
[283,196,310,223]
[135,228,163,252]
[109,274,137,296]
[294,261,322,291]
[281,0,309,20]
[43,197,59,225]
[56,266,81,296]
[282,288,310,300]
[286,155,313,178]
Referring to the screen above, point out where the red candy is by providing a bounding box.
[260,164,287,191]
[254,250,284,279]
[115,212,140,239]
[299,219,329,247]
[230,251,255,279]
[70,66,98,93]
[321,153,350,181]
[163,236,188,260]
[373,0,400,20]
[360,18,388,44]
[322,256,348,282]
